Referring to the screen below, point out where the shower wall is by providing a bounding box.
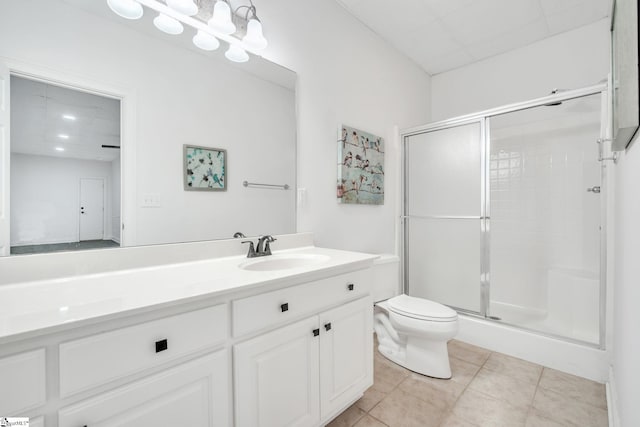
[489,95,602,343]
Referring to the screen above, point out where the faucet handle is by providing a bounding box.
[263,236,276,255]
[241,240,257,258]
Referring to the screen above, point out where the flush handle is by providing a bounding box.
[280,303,289,312]
[312,328,320,337]
[324,323,332,331]
[347,283,354,291]
[587,186,601,194]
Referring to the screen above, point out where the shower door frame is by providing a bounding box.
[401,82,609,348]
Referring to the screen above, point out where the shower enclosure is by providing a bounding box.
[402,84,608,347]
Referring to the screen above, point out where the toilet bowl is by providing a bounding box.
[370,255,458,379]
[374,294,458,378]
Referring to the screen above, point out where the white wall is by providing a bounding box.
[10,153,113,246]
[0,0,296,247]
[111,155,121,243]
[258,0,432,254]
[431,19,610,121]
[612,135,640,426]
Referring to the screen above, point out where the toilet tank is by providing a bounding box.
[372,254,401,303]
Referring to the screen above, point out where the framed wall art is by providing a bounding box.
[337,125,384,205]
[183,144,227,191]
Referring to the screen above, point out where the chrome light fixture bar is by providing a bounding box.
[107,0,268,63]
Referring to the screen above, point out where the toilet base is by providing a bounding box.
[377,336,452,379]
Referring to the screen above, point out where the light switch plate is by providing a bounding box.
[141,193,161,208]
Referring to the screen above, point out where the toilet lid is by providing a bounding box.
[387,294,457,322]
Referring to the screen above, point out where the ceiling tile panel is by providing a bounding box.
[466,18,549,60]
[421,49,475,75]
[335,0,608,75]
[545,1,609,34]
[11,76,120,161]
[438,0,544,45]
[396,18,465,63]
[424,0,475,19]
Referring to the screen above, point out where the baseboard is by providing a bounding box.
[607,365,621,427]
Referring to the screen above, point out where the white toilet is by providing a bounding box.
[372,255,458,379]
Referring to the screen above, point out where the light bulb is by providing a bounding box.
[193,30,220,51]
[166,0,198,16]
[153,13,184,35]
[225,44,249,63]
[208,1,236,35]
[107,0,143,20]
[242,19,267,50]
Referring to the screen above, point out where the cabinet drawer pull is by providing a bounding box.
[312,328,320,337]
[347,283,355,291]
[280,303,289,312]
[155,339,168,353]
[324,323,332,331]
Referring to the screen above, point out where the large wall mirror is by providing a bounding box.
[611,0,639,150]
[0,0,297,257]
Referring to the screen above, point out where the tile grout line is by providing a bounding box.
[436,350,493,427]
[524,366,545,423]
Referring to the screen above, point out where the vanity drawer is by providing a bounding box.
[0,349,46,415]
[233,269,371,337]
[59,304,227,397]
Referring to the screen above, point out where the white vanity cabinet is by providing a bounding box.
[0,349,46,416]
[58,350,229,427]
[0,247,376,427]
[234,296,373,427]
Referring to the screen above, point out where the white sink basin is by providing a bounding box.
[239,254,330,271]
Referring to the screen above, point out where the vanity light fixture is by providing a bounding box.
[107,0,144,20]
[225,44,249,63]
[109,0,268,63]
[153,13,184,35]
[193,30,220,51]
[236,2,267,50]
[243,18,267,50]
[208,0,236,35]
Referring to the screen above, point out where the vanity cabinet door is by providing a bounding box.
[319,297,373,420]
[58,350,229,427]
[234,316,320,427]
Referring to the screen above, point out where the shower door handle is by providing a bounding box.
[587,186,601,194]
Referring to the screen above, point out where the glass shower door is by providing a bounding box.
[488,93,603,344]
[404,121,484,313]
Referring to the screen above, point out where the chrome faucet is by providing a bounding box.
[256,235,276,256]
[242,235,276,258]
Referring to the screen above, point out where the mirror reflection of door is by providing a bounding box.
[79,178,104,241]
[9,75,121,255]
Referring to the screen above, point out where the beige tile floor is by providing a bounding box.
[328,338,608,427]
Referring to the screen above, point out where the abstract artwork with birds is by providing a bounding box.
[337,125,384,204]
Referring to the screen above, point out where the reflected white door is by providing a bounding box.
[79,178,104,241]
[0,61,9,255]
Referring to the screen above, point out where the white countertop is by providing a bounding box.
[0,246,378,344]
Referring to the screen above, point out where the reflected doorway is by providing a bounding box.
[9,75,121,255]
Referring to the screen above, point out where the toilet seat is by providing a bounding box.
[387,294,457,322]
